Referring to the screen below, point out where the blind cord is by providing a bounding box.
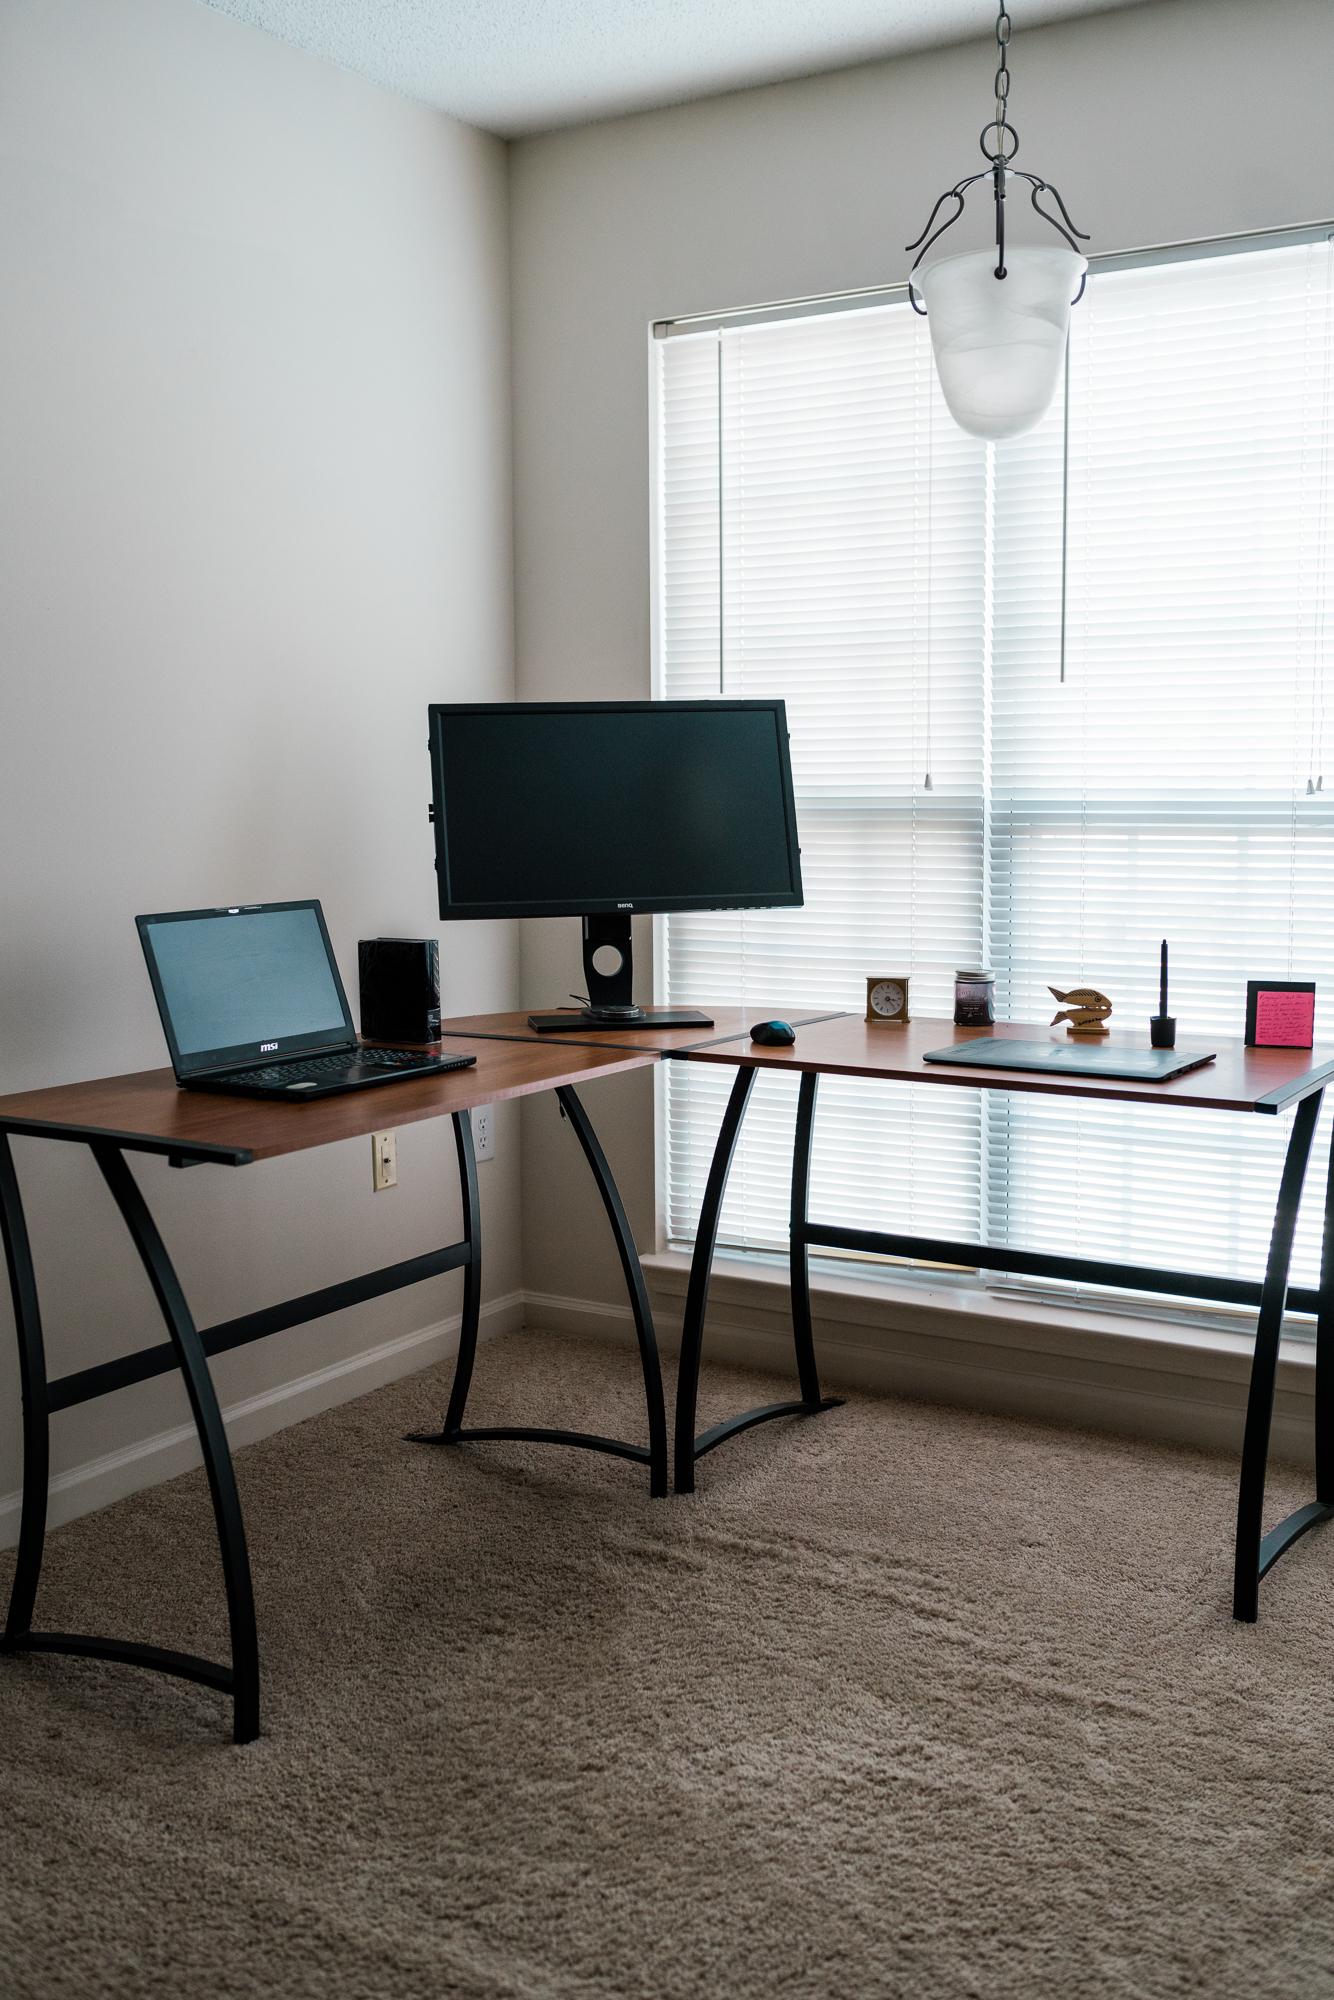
[1059,325,1072,686]
[717,331,726,697]
[924,336,935,791]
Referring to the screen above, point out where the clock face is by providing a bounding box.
[869,979,906,1018]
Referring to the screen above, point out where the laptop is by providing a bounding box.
[136,901,476,1100]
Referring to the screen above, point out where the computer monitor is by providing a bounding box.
[427,700,803,1029]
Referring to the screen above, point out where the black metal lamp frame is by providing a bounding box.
[906,156,1090,316]
[904,4,1090,318]
[0,1087,667,1744]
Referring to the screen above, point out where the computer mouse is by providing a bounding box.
[750,1019,796,1047]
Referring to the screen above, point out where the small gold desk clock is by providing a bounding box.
[866,975,911,1025]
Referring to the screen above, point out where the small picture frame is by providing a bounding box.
[1245,980,1316,1050]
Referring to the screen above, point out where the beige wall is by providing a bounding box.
[0,0,515,1525]
[6,0,1333,1520]
[509,0,1334,1311]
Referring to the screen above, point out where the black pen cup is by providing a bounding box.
[1149,1015,1177,1049]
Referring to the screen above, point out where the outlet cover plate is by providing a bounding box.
[474,1105,495,1162]
[372,1130,398,1191]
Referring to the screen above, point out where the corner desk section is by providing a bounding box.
[0,1037,660,1742]
[434,1006,847,1054]
[664,1016,1334,1625]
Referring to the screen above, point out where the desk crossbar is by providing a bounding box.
[802,1222,1322,1318]
[45,1240,475,1412]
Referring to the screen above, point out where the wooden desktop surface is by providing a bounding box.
[0,1039,656,1164]
[437,1007,846,1054]
[672,1015,1334,1114]
[9,1013,1326,1168]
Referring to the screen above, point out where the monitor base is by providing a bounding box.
[526,914,712,1031]
[527,1007,714,1033]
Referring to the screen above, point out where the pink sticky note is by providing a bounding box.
[1254,988,1315,1048]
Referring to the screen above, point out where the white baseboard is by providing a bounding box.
[523,1288,655,1347]
[0,1290,524,1549]
[6,1266,1315,1551]
[527,1262,1318,1472]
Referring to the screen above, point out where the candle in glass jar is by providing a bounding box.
[954,968,995,1027]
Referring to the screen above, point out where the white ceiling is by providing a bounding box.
[202,0,1152,138]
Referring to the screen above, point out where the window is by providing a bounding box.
[654,232,1334,1311]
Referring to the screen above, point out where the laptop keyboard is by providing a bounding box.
[240,1048,469,1087]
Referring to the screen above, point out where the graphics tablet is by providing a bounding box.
[921,1039,1217,1083]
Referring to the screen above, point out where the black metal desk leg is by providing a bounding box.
[1316,1110,1334,1506]
[673,1069,755,1492]
[556,1085,668,1499]
[410,1093,667,1496]
[0,1135,50,1646]
[674,1068,842,1494]
[1233,1090,1324,1622]
[93,1146,261,1741]
[791,1072,840,1413]
[441,1109,482,1437]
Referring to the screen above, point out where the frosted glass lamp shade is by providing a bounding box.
[918,246,1088,441]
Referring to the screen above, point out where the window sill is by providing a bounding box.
[638,1246,1316,1468]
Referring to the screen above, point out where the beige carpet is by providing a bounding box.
[3,1330,1334,2000]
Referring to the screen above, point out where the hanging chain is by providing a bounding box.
[994,7,1010,148]
[988,5,1013,274]
[983,4,1018,164]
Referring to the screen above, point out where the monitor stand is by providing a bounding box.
[527,913,713,1033]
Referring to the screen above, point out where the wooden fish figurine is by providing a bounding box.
[1049,985,1112,1036]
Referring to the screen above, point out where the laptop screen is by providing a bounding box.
[137,902,353,1076]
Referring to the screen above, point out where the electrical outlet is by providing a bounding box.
[473,1104,495,1162]
[371,1130,397,1191]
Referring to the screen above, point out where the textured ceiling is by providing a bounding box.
[202,0,1152,138]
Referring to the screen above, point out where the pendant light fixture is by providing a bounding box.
[906,4,1090,441]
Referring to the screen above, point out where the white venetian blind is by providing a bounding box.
[656,233,1334,1308]
[987,235,1334,1297]
[656,305,991,1258]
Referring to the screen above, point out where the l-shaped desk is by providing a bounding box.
[442,1009,1334,1630]
[3,1008,1333,1740]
